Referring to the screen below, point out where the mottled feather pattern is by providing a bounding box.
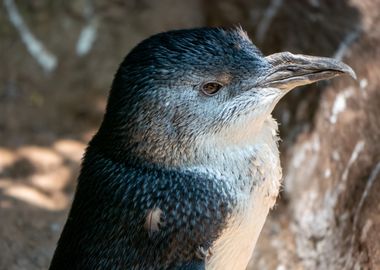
[49,147,235,269]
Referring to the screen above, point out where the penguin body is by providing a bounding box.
[49,27,354,270]
[49,146,236,270]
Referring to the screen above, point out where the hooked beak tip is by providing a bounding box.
[339,62,357,80]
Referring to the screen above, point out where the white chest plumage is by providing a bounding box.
[201,117,282,270]
[206,162,282,270]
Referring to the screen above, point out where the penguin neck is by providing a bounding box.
[183,115,281,185]
[92,113,280,178]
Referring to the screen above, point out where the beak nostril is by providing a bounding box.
[285,66,299,72]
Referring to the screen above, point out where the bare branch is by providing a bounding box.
[3,0,58,72]
[255,0,283,43]
[76,0,98,57]
[333,28,361,61]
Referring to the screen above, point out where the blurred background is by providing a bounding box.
[1,0,379,269]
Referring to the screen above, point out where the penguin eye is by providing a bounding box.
[201,82,223,96]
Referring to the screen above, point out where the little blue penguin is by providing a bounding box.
[49,27,355,270]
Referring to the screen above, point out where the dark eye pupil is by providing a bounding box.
[202,82,222,96]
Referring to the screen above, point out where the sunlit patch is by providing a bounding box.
[53,139,86,161]
[3,184,69,211]
[31,167,72,191]
[0,148,17,168]
[17,146,62,168]
[0,141,84,211]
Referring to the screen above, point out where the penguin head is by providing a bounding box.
[95,27,355,165]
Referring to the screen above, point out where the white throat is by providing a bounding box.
[190,115,283,270]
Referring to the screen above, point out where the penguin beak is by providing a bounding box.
[258,52,356,91]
